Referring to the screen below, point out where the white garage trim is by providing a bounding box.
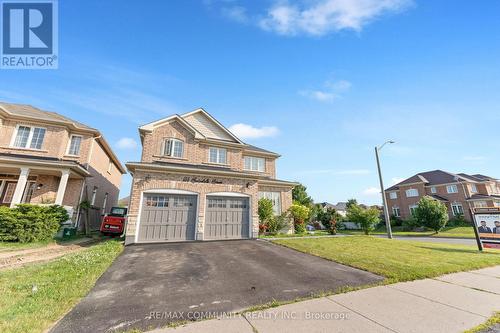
[205,192,253,240]
[135,189,201,243]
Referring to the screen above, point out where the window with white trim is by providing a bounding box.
[67,135,82,156]
[447,184,458,194]
[389,192,397,199]
[430,186,437,194]
[12,125,46,150]
[244,156,265,172]
[406,189,419,197]
[470,184,478,193]
[475,201,488,208]
[392,206,400,217]
[259,191,281,215]
[409,204,418,217]
[162,138,184,158]
[209,147,227,164]
[451,202,464,216]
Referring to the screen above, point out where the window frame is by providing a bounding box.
[470,184,478,193]
[446,184,458,194]
[392,206,401,217]
[10,124,47,150]
[66,134,83,156]
[405,188,419,198]
[389,192,397,199]
[451,202,464,216]
[258,191,282,215]
[208,147,227,165]
[162,138,184,158]
[430,186,437,194]
[243,156,265,172]
[409,204,418,217]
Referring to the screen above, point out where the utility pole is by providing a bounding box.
[375,141,394,239]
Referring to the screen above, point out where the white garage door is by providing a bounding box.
[138,194,197,242]
[205,196,250,240]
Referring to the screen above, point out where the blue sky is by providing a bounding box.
[1,0,500,205]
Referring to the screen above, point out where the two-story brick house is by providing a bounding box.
[0,102,126,227]
[125,108,297,244]
[385,170,500,222]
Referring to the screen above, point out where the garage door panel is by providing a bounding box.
[205,196,250,240]
[139,194,197,242]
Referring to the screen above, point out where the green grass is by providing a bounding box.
[338,226,475,239]
[273,236,500,283]
[0,239,123,333]
[464,312,500,333]
[259,230,330,238]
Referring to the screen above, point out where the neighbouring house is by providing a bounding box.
[125,108,297,244]
[318,202,347,216]
[0,102,126,229]
[385,170,500,222]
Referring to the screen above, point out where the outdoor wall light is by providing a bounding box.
[36,184,43,190]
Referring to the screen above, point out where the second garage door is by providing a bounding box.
[138,194,197,242]
[205,196,250,240]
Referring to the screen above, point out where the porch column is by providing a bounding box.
[10,167,29,208]
[55,169,70,205]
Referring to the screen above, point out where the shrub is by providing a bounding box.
[390,215,403,227]
[289,203,310,234]
[448,214,470,227]
[0,204,64,243]
[347,204,380,235]
[45,204,70,225]
[414,196,449,233]
[401,217,420,231]
[258,198,274,225]
[317,207,342,230]
[266,212,290,235]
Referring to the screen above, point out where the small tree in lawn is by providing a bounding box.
[258,198,274,234]
[414,196,448,233]
[347,204,380,235]
[292,184,313,207]
[289,203,310,234]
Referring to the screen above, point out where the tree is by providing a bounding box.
[289,203,310,234]
[258,198,274,234]
[346,198,358,209]
[414,196,448,233]
[292,184,313,207]
[347,204,380,235]
[317,207,342,229]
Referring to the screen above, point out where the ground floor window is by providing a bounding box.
[409,205,418,217]
[22,181,36,203]
[392,206,400,217]
[451,202,464,216]
[258,191,281,215]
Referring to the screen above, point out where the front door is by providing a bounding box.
[0,182,17,206]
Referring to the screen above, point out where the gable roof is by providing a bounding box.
[386,169,475,191]
[138,108,280,156]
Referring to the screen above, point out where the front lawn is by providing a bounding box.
[339,226,475,239]
[273,236,500,283]
[0,239,123,333]
[259,230,330,238]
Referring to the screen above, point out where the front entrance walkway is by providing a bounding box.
[153,266,500,333]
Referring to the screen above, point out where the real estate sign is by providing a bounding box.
[472,208,500,249]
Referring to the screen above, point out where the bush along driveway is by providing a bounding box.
[0,240,123,333]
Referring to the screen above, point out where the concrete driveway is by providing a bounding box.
[50,240,382,333]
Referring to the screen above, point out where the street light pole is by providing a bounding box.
[375,141,394,239]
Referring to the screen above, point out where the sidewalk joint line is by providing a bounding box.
[325,296,400,333]
[431,278,500,296]
[242,313,259,333]
[386,284,487,318]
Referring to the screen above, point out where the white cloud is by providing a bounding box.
[116,137,138,150]
[228,123,279,139]
[363,187,380,196]
[300,79,351,103]
[221,6,249,23]
[259,0,413,36]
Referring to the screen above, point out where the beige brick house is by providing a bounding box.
[125,108,296,244]
[0,102,126,227]
[385,170,500,222]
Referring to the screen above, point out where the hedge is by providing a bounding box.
[0,204,69,243]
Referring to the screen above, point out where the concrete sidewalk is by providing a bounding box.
[152,266,500,333]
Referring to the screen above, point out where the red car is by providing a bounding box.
[100,207,127,235]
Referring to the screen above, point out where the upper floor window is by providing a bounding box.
[475,201,488,208]
[12,125,46,150]
[470,184,478,193]
[494,201,500,207]
[406,189,419,197]
[209,147,227,164]
[446,184,458,194]
[162,138,184,158]
[67,135,82,156]
[244,156,265,172]
[430,186,437,194]
[389,192,397,199]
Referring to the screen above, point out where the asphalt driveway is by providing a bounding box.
[51,240,382,333]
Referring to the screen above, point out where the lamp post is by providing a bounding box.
[375,140,395,239]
